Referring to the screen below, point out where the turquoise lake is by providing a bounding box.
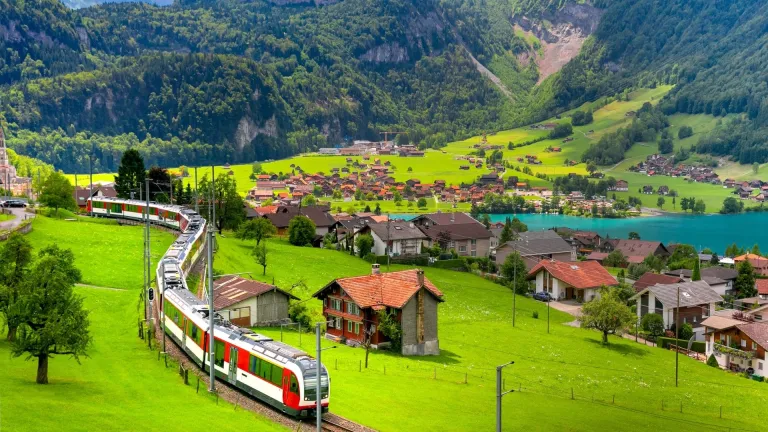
[391,213,768,255]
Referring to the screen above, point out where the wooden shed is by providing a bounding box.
[213,276,299,327]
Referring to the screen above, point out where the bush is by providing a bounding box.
[355,233,374,258]
[532,311,539,319]
[431,259,465,270]
[641,313,665,339]
[706,354,719,368]
[678,323,694,341]
[288,215,316,246]
[288,302,313,330]
[363,253,376,263]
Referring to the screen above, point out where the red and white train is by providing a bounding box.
[88,197,330,418]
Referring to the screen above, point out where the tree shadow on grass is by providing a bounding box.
[584,337,649,358]
[370,348,462,365]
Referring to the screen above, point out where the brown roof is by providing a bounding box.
[700,316,743,331]
[527,260,617,289]
[633,272,683,292]
[736,322,768,350]
[757,279,768,295]
[414,212,479,226]
[213,276,298,309]
[611,239,667,256]
[315,269,443,310]
[418,223,492,241]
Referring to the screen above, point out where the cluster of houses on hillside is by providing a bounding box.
[630,154,768,202]
[317,140,425,157]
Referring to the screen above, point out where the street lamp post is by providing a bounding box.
[496,360,515,432]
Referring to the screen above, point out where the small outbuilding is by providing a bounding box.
[213,276,299,327]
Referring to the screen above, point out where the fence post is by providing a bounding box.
[434,367,436,379]
[571,388,574,400]
[464,372,467,384]
[335,359,338,370]
[197,377,200,394]
[612,395,615,404]
[384,365,386,375]
[359,360,361,372]
[720,406,722,418]
[184,369,189,385]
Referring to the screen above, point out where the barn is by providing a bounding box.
[213,276,299,327]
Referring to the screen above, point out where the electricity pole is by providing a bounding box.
[512,244,517,327]
[211,165,216,236]
[496,361,515,432]
[316,323,322,432]
[89,153,94,217]
[208,227,216,392]
[675,285,680,387]
[146,178,151,335]
[194,166,199,213]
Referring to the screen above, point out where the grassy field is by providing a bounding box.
[214,235,768,431]
[0,286,288,432]
[26,214,175,290]
[0,212,15,221]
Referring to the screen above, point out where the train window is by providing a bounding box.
[271,365,283,386]
[290,374,299,393]
[259,359,271,381]
[249,355,259,375]
[214,340,225,367]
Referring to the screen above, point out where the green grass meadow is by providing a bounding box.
[217,235,767,431]
[25,214,175,290]
[0,286,287,432]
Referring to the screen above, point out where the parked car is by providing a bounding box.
[532,291,553,302]
[2,200,27,208]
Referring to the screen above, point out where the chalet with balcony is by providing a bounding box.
[703,317,768,376]
[412,212,493,257]
[631,280,723,341]
[313,267,444,356]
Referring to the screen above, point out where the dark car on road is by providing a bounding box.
[532,291,553,302]
[2,200,27,208]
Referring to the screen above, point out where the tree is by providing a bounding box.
[678,323,694,341]
[691,258,701,281]
[656,196,665,209]
[677,126,693,139]
[235,218,276,245]
[627,263,651,280]
[12,245,89,384]
[643,254,664,273]
[377,310,402,353]
[751,244,762,255]
[603,250,628,268]
[198,173,246,231]
[510,217,528,233]
[393,191,403,206]
[288,215,316,246]
[500,252,528,294]
[480,214,491,229]
[38,172,75,215]
[252,162,262,175]
[710,253,720,266]
[668,244,697,270]
[374,203,381,216]
[693,199,706,214]
[720,197,744,214]
[641,313,665,340]
[417,197,427,208]
[707,354,719,368]
[253,243,268,275]
[147,166,172,203]
[753,162,759,175]
[628,231,641,240]
[658,138,673,154]
[355,234,374,258]
[580,289,635,343]
[302,195,317,206]
[0,234,33,341]
[114,149,146,199]
[332,189,342,200]
[734,260,756,298]
[436,231,452,251]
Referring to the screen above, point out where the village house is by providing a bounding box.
[601,239,670,260]
[313,267,444,355]
[632,280,723,341]
[411,212,493,257]
[610,180,629,192]
[527,260,617,302]
[663,267,737,295]
[73,184,117,210]
[356,221,427,256]
[212,276,299,326]
[262,205,336,238]
[703,317,768,376]
[632,272,684,293]
[494,230,575,270]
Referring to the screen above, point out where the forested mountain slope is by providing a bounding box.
[529,0,768,163]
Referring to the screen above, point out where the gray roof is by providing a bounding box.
[367,222,427,241]
[702,266,738,281]
[702,276,727,286]
[499,230,572,256]
[639,280,723,307]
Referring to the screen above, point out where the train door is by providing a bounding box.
[182,317,187,346]
[228,346,238,385]
[282,369,300,407]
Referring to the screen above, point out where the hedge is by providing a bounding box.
[431,259,466,270]
[657,337,705,354]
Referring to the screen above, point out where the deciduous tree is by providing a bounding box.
[235,218,276,245]
[39,172,75,214]
[253,243,268,275]
[0,234,33,341]
[603,250,627,268]
[500,251,528,294]
[580,289,635,344]
[288,215,316,246]
[355,234,374,258]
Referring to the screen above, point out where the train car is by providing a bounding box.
[89,195,330,418]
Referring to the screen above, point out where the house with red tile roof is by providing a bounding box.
[313,266,443,355]
[527,260,617,302]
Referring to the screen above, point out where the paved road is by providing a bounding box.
[0,207,30,231]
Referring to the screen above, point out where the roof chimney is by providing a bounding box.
[416,269,425,287]
[372,263,381,275]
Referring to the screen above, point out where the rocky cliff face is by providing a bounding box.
[359,11,444,64]
[515,3,603,83]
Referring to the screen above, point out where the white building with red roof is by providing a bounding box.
[527,260,617,302]
[313,265,444,355]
